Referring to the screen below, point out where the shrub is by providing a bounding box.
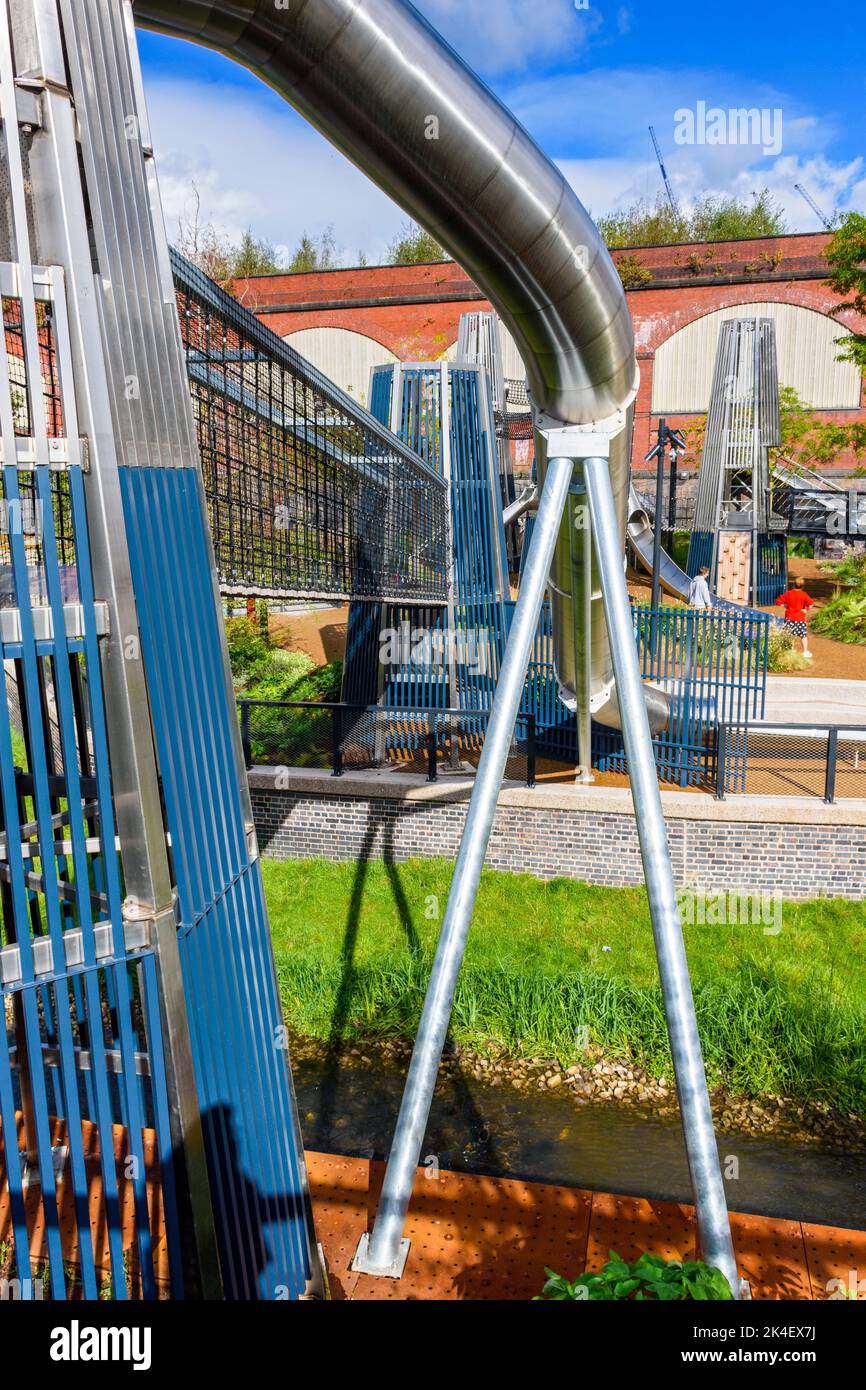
[786,536,813,559]
[812,588,866,645]
[243,655,344,764]
[536,1251,734,1302]
[821,552,866,587]
[246,649,316,701]
[226,617,270,680]
[615,253,651,289]
[766,629,810,671]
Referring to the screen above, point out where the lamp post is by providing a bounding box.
[645,419,687,608]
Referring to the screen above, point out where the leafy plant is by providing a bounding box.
[825,212,866,369]
[821,551,866,587]
[787,536,814,559]
[615,253,652,290]
[536,1251,734,1301]
[598,189,785,250]
[686,384,866,473]
[226,616,270,680]
[812,587,866,644]
[388,220,449,265]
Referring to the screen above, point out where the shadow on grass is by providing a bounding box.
[306,808,500,1172]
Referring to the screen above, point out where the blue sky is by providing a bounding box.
[136,0,865,262]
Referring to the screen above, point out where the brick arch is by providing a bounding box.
[631,283,859,357]
[259,301,475,360]
[282,325,400,404]
[280,313,407,355]
[648,298,862,415]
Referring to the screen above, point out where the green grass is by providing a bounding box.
[10,728,26,769]
[264,857,866,1115]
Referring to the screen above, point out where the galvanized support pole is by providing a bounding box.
[568,479,594,783]
[352,455,575,1278]
[582,455,739,1297]
[651,418,666,613]
[824,728,838,805]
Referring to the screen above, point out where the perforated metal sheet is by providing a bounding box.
[0,1114,171,1298]
[307,1152,860,1302]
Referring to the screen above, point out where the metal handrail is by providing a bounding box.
[237,697,537,786]
[716,719,866,803]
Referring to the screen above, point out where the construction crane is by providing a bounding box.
[649,125,679,219]
[794,183,833,231]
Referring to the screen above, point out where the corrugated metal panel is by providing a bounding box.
[652,302,861,412]
[283,326,397,404]
[444,317,527,384]
[121,464,315,1300]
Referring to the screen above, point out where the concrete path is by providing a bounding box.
[764,677,866,727]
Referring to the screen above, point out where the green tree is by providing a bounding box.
[598,196,689,248]
[387,220,449,265]
[825,212,866,369]
[286,226,340,273]
[175,183,234,285]
[231,229,284,277]
[686,384,866,472]
[597,189,786,249]
[689,190,786,241]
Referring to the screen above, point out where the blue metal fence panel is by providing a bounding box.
[510,600,768,785]
[686,530,714,579]
[346,363,508,744]
[0,271,184,1300]
[120,465,311,1301]
[756,533,788,606]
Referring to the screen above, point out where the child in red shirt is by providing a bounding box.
[775,588,815,658]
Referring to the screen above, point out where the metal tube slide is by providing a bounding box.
[133,0,644,728]
[583,456,739,1295]
[132,0,732,1290]
[627,488,694,601]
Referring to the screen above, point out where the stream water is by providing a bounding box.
[294,1054,866,1231]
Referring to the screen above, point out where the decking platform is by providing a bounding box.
[3,1123,862,1300]
[306,1151,866,1301]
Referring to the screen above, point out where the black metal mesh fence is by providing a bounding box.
[717,724,866,800]
[239,700,532,784]
[1,295,77,601]
[172,250,448,603]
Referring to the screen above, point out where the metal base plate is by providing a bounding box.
[20,1145,68,1188]
[351,1232,411,1280]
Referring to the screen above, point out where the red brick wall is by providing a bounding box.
[235,233,866,474]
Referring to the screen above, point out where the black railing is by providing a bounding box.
[172,248,448,603]
[238,698,537,787]
[716,721,866,802]
[771,486,866,539]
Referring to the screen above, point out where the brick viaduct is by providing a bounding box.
[234,232,866,476]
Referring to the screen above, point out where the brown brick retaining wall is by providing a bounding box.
[248,769,866,901]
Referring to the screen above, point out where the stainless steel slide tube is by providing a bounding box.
[130,0,732,1289]
[356,456,575,1277]
[582,456,739,1297]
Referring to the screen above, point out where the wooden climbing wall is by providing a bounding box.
[717,531,752,604]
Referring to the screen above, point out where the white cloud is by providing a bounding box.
[556,149,864,231]
[145,77,409,263]
[507,64,841,159]
[416,0,601,73]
